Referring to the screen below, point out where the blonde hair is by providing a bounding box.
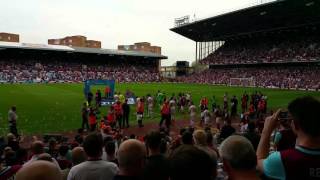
[193,130,207,146]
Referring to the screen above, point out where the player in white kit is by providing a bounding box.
[189,102,196,127]
[147,95,154,118]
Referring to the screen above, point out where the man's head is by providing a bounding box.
[105,141,116,156]
[288,96,320,137]
[16,160,62,180]
[145,131,161,153]
[31,141,44,155]
[37,153,53,162]
[117,139,146,176]
[11,106,16,112]
[193,130,207,146]
[7,133,16,141]
[71,147,87,166]
[169,145,217,180]
[59,144,69,157]
[182,131,193,145]
[219,135,256,173]
[83,133,103,158]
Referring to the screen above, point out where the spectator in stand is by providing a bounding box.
[16,160,62,180]
[61,147,87,180]
[46,138,58,159]
[273,119,296,151]
[243,122,261,151]
[104,141,118,165]
[114,139,146,180]
[122,99,130,128]
[57,144,72,170]
[257,97,320,180]
[219,119,236,142]
[182,131,193,145]
[0,157,21,180]
[68,133,118,180]
[169,145,217,180]
[143,131,169,180]
[6,133,19,151]
[219,135,260,180]
[71,147,87,166]
[193,130,218,161]
[24,141,60,168]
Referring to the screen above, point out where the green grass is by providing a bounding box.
[0,83,319,135]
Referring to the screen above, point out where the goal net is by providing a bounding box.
[230,77,255,87]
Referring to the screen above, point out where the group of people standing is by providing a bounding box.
[80,89,269,135]
[81,92,130,132]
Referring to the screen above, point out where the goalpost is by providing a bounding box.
[229,77,256,87]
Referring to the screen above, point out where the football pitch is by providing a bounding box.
[0,83,319,135]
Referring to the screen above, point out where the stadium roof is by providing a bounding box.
[0,41,167,59]
[170,0,320,42]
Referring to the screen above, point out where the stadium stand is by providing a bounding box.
[177,66,320,90]
[200,34,320,65]
[0,43,166,84]
[171,0,320,90]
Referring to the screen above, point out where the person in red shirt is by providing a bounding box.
[88,108,97,132]
[241,92,249,113]
[107,106,116,128]
[113,101,123,129]
[105,85,111,98]
[136,98,144,128]
[257,99,266,118]
[160,100,171,131]
[248,102,255,120]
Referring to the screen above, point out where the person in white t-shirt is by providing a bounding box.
[169,98,176,122]
[147,95,154,118]
[189,102,196,127]
[68,133,118,180]
[203,108,211,127]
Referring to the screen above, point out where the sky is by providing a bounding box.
[0,0,275,65]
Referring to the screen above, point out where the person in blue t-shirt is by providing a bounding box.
[257,96,320,180]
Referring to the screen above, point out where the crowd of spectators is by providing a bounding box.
[178,66,320,90]
[0,96,319,180]
[0,60,160,83]
[200,35,320,65]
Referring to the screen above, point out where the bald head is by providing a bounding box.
[118,139,146,174]
[219,135,256,170]
[72,147,87,165]
[37,153,53,162]
[16,160,62,180]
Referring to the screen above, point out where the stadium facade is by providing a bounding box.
[48,35,102,49]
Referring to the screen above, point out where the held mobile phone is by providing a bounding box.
[279,111,289,120]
